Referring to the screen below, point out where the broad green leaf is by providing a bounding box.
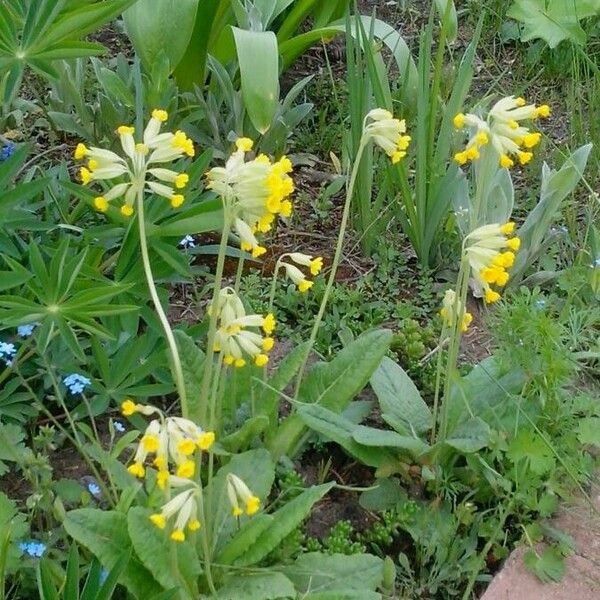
[220,416,269,453]
[127,507,201,597]
[305,593,381,600]
[298,405,395,468]
[216,514,274,565]
[209,450,275,555]
[216,572,296,600]
[445,417,491,453]
[576,417,600,447]
[352,425,430,457]
[232,483,334,566]
[507,0,592,47]
[232,27,279,134]
[173,330,205,422]
[173,0,221,90]
[370,357,432,435]
[511,144,591,285]
[63,509,161,598]
[281,552,384,594]
[123,0,199,71]
[267,329,392,459]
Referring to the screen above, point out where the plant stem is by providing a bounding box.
[293,137,369,397]
[136,191,188,416]
[439,256,470,441]
[196,485,217,595]
[199,207,232,424]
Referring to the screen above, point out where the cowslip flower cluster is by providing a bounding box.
[440,289,473,332]
[279,252,323,293]
[74,109,193,216]
[364,108,411,164]
[121,400,214,486]
[206,138,294,257]
[210,288,276,368]
[454,96,550,168]
[464,221,521,304]
[150,479,202,542]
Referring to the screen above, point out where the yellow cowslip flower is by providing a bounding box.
[364,108,411,163]
[454,96,550,168]
[211,288,275,367]
[122,403,215,481]
[73,109,192,215]
[227,474,260,517]
[206,139,294,256]
[464,221,521,304]
[276,252,324,293]
[439,289,473,332]
[149,486,199,542]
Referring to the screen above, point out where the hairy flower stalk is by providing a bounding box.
[293,108,410,397]
[453,96,550,169]
[199,139,295,425]
[210,288,275,368]
[74,110,193,416]
[432,221,521,443]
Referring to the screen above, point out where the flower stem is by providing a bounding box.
[199,207,232,424]
[136,191,188,416]
[293,137,369,397]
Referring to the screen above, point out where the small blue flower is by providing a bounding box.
[87,481,102,498]
[17,323,38,338]
[113,420,125,433]
[534,298,546,310]
[179,235,196,249]
[99,568,109,585]
[0,341,16,367]
[593,256,600,268]
[19,540,47,558]
[63,373,91,394]
[0,142,15,161]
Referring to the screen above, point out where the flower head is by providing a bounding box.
[464,222,521,303]
[0,341,16,367]
[17,323,37,337]
[206,139,294,256]
[149,486,200,542]
[227,473,260,517]
[211,288,275,367]
[454,96,550,168]
[179,234,196,249]
[123,404,215,483]
[0,142,15,161]
[63,373,91,394]
[440,289,473,332]
[278,252,323,293]
[364,108,411,163]
[19,540,46,558]
[73,110,192,216]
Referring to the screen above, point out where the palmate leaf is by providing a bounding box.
[507,0,599,47]
[506,430,555,475]
[0,0,138,103]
